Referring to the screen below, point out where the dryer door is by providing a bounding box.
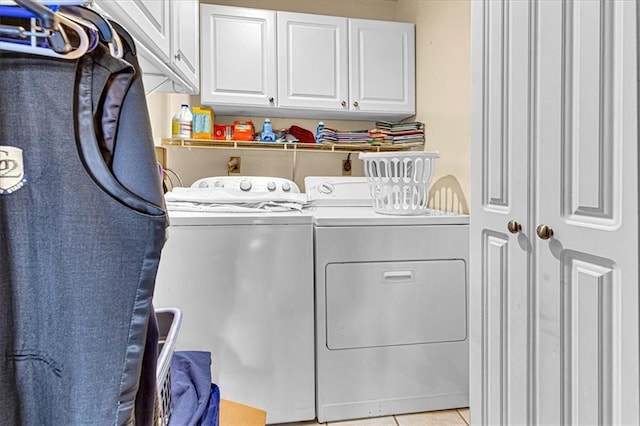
[325,259,467,349]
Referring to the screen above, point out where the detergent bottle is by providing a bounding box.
[315,121,325,143]
[260,118,276,142]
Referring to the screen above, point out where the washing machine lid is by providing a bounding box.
[167,209,313,226]
[309,206,469,226]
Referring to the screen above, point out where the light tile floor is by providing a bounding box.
[277,408,470,426]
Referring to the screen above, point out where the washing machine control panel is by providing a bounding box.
[192,176,300,194]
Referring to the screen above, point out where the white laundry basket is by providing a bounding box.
[155,307,183,426]
[359,151,439,215]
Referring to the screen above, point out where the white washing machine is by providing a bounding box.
[305,176,470,423]
[153,176,315,424]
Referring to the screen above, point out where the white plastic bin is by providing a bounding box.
[155,307,183,426]
[359,151,439,215]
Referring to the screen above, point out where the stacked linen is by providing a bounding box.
[165,187,308,213]
[317,127,373,144]
[375,121,426,143]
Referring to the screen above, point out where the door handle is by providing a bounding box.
[536,224,554,240]
[507,220,522,234]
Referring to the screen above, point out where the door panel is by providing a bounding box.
[348,19,415,114]
[470,1,532,424]
[561,0,617,227]
[200,5,277,107]
[172,0,199,89]
[277,13,348,110]
[561,253,615,425]
[535,1,638,424]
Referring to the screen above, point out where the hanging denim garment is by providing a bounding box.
[0,40,166,425]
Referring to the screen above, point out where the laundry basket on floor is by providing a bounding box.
[360,151,439,215]
[155,307,183,426]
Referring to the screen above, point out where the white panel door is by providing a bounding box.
[472,1,639,425]
[277,12,348,111]
[96,0,170,61]
[534,1,638,424]
[200,5,277,108]
[171,0,199,91]
[470,1,532,424]
[348,19,415,115]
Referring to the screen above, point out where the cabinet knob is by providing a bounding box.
[507,220,522,234]
[174,52,181,61]
[353,101,359,108]
[341,101,347,107]
[536,224,554,240]
[268,97,274,103]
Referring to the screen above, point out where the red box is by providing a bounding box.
[213,125,228,140]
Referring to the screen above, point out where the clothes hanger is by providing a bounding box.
[0,0,90,59]
[58,10,99,52]
[60,4,123,58]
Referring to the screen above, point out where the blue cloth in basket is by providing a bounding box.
[169,351,219,426]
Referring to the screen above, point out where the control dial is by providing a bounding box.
[214,180,225,188]
[282,182,291,192]
[319,182,334,194]
[267,181,276,191]
[239,179,252,192]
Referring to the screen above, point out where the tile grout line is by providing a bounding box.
[456,409,470,426]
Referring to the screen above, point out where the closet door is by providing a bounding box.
[472,1,639,425]
[534,1,639,424]
[470,1,532,424]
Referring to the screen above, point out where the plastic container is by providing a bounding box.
[171,104,192,139]
[260,118,275,142]
[155,307,183,426]
[359,151,440,215]
[316,121,325,143]
[191,106,214,139]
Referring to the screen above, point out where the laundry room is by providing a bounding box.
[149,1,472,424]
[1,1,638,426]
[148,0,471,202]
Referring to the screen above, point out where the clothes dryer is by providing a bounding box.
[305,177,470,423]
[153,177,314,424]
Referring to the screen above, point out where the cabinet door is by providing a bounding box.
[96,0,170,62]
[470,1,532,424]
[171,0,199,91]
[534,1,638,424]
[348,19,415,115]
[200,5,277,108]
[277,12,348,111]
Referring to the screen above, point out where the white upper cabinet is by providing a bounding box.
[200,5,277,110]
[277,12,348,112]
[349,19,415,117]
[171,0,199,90]
[200,5,415,120]
[94,0,199,94]
[96,0,171,62]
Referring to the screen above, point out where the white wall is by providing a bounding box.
[146,0,471,200]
